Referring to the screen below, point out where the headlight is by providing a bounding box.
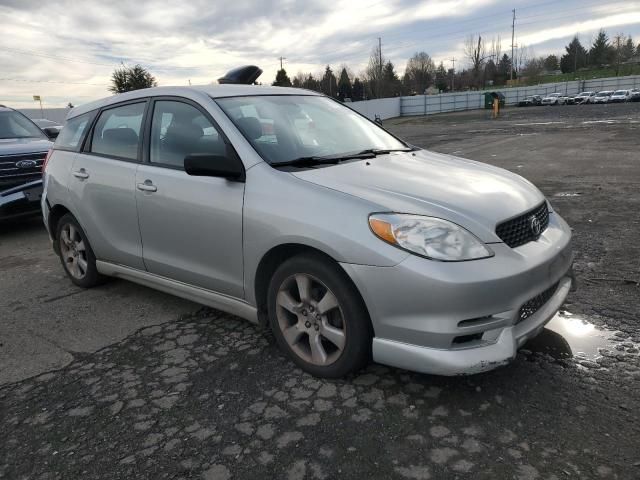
[369,213,494,261]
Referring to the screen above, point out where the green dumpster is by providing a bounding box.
[484,92,505,109]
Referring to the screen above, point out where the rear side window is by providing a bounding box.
[90,102,145,161]
[55,111,96,151]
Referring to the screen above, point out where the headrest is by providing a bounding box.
[102,128,138,144]
[235,116,263,140]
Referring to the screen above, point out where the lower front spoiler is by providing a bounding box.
[0,180,43,221]
[372,276,572,376]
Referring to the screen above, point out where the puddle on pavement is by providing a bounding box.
[554,192,582,197]
[524,311,636,361]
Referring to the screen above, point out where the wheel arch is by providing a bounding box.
[253,243,373,334]
[48,203,73,253]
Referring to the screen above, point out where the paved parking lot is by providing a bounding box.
[1,103,639,479]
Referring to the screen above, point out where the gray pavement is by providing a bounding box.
[1,102,639,479]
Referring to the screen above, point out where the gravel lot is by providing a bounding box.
[1,102,639,479]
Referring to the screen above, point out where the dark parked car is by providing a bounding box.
[0,105,51,221]
[631,89,640,102]
[32,118,63,140]
[518,95,542,107]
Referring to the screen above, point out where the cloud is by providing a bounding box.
[0,0,639,108]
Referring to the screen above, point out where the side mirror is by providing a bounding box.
[184,153,245,181]
[43,127,60,140]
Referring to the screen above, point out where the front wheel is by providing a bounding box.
[267,254,371,378]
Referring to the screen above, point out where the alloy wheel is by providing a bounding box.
[59,223,88,280]
[275,273,346,366]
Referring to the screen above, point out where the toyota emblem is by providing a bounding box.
[529,215,542,237]
[16,159,37,169]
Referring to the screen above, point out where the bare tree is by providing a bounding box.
[403,52,436,94]
[365,42,385,98]
[517,45,533,77]
[489,36,502,63]
[464,35,486,87]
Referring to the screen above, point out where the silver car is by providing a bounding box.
[42,85,573,377]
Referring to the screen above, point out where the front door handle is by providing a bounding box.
[137,180,157,192]
[72,168,89,179]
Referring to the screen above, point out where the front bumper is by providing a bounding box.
[0,180,43,221]
[341,211,574,376]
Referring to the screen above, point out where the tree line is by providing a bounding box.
[107,28,639,98]
[273,28,640,99]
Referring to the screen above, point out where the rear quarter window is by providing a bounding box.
[55,111,97,151]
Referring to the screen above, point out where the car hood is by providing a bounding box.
[291,150,546,242]
[0,137,52,156]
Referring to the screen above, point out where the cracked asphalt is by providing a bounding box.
[1,103,640,479]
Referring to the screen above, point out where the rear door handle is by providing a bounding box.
[137,180,157,192]
[72,169,89,179]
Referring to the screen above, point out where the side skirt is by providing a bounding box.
[96,261,258,324]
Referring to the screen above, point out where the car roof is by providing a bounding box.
[69,84,322,119]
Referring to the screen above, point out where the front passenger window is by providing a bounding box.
[150,101,224,168]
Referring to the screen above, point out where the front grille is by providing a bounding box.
[496,202,549,248]
[0,153,45,189]
[517,282,559,324]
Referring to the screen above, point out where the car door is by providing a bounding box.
[135,98,245,298]
[67,100,147,270]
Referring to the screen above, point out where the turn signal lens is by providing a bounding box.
[369,218,396,244]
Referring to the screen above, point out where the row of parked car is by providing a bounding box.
[0,105,63,221]
[518,89,640,106]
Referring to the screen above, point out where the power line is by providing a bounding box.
[0,77,108,86]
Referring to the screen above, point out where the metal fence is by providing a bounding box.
[400,75,640,116]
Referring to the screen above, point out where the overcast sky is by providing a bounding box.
[2,0,639,108]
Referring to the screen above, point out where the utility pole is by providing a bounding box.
[378,37,383,98]
[278,56,286,70]
[510,9,516,81]
[450,57,456,91]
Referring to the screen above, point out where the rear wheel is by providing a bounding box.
[267,254,371,378]
[56,213,104,288]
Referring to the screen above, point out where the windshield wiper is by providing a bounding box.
[272,147,417,168]
[273,152,376,168]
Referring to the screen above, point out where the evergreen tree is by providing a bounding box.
[560,36,588,73]
[109,64,157,94]
[352,78,364,100]
[272,68,292,87]
[337,68,352,100]
[497,54,512,83]
[589,30,612,66]
[483,59,497,86]
[381,61,401,97]
[621,36,636,61]
[435,62,448,91]
[321,66,338,97]
[543,54,559,71]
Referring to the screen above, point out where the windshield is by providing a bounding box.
[0,110,47,139]
[613,91,626,95]
[215,95,407,165]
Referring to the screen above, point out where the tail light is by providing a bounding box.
[42,149,53,172]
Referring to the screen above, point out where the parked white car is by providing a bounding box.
[592,91,614,104]
[541,93,566,106]
[574,92,596,104]
[609,90,631,103]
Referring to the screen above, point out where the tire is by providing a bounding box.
[267,253,372,378]
[55,213,105,288]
